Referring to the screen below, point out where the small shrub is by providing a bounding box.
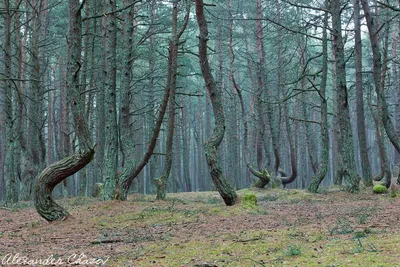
[353,231,367,239]
[285,245,302,257]
[373,184,388,194]
[358,214,369,224]
[92,183,104,198]
[241,193,257,209]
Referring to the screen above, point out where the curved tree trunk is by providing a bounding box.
[34,0,94,221]
[308,1,329,193]
[361,0,400,155]
[34,150,94,221]
[156,0,190,200]
[276,0,297,186]
[195,0,237,206]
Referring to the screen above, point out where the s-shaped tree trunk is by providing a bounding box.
[195,0,237,206]
[34,0,94,222]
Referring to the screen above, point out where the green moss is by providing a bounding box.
[241,193,257,209]
[373,184,388,194]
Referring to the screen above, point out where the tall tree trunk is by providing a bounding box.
[34,0,94,222]
[277,0,297,186]
[94,0,106,189]
[361,0,400,154]
[181,106,191,191]
[3,0,19,204]
[354,0,373,187]
[147,0,158,187]
[102,0,119,200]
[369,20,392,188]
[331,0,360,192]
[156,0,190,200]
[308,0,330,193]
[195,0,237,206]
[22,0,46,201]
[369,97,392,188]
[245,0,271,188]
[120,0,136,169]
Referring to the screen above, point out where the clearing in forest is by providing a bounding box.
[1,188,400,266]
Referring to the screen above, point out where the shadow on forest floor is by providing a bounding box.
[1,186,400,266]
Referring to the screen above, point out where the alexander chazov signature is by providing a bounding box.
[2,253,109,265]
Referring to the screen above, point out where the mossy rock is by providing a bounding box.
[241,193,257,209]
[373,184,388,194]
[92,183,104,198]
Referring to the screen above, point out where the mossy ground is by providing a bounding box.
[1,187,400,266]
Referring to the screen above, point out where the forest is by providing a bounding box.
[1,0,400,265]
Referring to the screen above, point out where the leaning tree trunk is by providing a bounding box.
[308,0,329,193]
[195,0,237,206]
[34,0,94,222]
[156,0,190,200]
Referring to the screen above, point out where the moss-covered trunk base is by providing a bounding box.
[34,149,94,222]
[205,144,237,206]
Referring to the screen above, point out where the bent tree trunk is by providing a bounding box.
[308,0,329,193]
[34,150,94,221]
[34,0,93,221]
[196,0,237,206]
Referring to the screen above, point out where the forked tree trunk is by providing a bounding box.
[34,0,94,221]
[195,0,237,206]
[308,0,329,193]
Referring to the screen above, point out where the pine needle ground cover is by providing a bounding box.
[1,188,400,266]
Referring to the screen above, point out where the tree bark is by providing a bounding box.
[195,0,237,206]
[102,0,119,200]
[34,0,94,221]
[331,0,360,192]
[308,0,329,193]
[354,0,373,187]
[3,0,19,204]
[361,0,400,154]
[156,0,190,200]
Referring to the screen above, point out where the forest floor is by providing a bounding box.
[1,186,400,267]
